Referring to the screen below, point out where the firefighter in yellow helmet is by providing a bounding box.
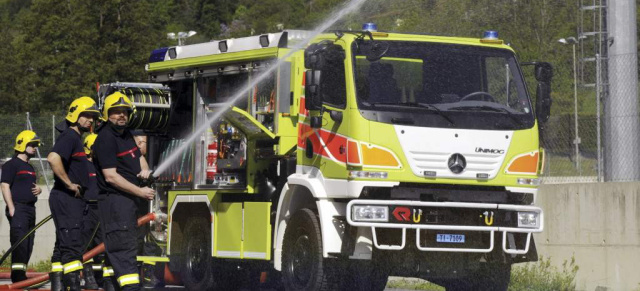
[47,96,100,291]
[94,92,153,291]
[75,133,108,290]
[1,130,42,283]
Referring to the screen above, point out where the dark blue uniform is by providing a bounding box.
[81,161,104,287]
[94,123,143,290]
[82,161,101,249]
[49,128,89,275]
[1,157,37,283]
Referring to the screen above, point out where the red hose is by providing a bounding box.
[0,213,156,290]
[0,273,46,279]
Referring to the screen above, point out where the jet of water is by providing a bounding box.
[154,0,368,177]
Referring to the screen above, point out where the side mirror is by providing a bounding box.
[534,62,553,83]
[305,70,323,111]
[536,82,552,124]
[534,62,553,125]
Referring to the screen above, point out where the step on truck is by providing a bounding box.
[99,24,552,290]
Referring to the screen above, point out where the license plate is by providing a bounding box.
[436,234,465,243]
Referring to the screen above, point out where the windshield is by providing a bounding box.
[353,41,535,130]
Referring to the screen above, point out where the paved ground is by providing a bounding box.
[0,279,418,290]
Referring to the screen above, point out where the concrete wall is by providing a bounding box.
[0,187,56,266]
[535,182,640,291]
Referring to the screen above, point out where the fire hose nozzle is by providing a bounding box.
[139,171,157,187]
[154,212,168,223]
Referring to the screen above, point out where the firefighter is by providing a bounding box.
[93,92,154,291]
[80,133,103,290]
[0,130,42,283]
[47,96,100,290]
[132,132,164,288]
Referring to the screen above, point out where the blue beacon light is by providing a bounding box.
[362,23,378,32]
[483,30,499,40]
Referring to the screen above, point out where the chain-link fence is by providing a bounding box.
[0,113,59,188]
[540,52,640,184]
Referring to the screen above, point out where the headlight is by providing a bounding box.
[517,211,540,228]
[517,178,541,186]
[352,205,389,222]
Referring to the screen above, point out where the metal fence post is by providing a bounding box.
[26,112,51,191]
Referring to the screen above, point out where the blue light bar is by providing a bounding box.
[148,47,168,63]
[483,30,499,40]
[362,23,378,32]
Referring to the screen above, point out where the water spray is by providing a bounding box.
[153,0,369,177]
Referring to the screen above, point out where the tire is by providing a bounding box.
[281,208,344,291]
[444,263,511,291]
[181,217,216,291]
[344,259,389,291]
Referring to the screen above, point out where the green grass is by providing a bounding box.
[387,278,445,290]
[385,256,579,291]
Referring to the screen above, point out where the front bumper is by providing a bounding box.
[346,200,543,255]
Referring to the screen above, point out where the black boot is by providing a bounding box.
[141,263,162,289]
[82,264,100,289]
[11,270,27,283]
[62,271,81,291]
[50,271,63,291]
[102,276,116,291]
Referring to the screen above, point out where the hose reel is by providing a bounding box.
[121,87,171,130]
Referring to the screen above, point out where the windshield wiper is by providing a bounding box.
[369,102,456,125]
[450,105,523,126]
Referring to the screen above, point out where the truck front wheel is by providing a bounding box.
[281,208,343,290]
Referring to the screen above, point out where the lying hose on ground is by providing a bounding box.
[0,213,156,290]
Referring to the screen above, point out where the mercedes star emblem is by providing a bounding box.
[448,153,467,174]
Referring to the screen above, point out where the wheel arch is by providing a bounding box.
[168,195,213,257]
[273,182,348,271]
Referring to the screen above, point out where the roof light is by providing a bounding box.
[168,48,177,59]
[480,30,504,44]
[148,47,168,63]
[362,22,378,32]
[259,34,270,47]
[218,41,228,53]
[483,30,499,40]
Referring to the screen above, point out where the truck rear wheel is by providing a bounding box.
[281,208,343,290]
[181,217,216,290]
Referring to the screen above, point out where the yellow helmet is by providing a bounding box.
[14,130,40,152]
[66,96,100,123]
[83,133,98,155]
[102,92,134,120]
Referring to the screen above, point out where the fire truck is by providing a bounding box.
[99,25,552,290]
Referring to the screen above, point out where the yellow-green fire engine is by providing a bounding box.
[99,25,552,290]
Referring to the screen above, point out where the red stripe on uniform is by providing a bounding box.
[89,173,97,177]
[72,152,86,157]
[116,147,138,157]
[16,170,36,176]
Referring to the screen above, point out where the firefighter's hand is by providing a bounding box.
[138,187,155,201]
[137,170,153,180]
[8,206,14,217]
[32,183,42,196]
[66,183,82,198]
